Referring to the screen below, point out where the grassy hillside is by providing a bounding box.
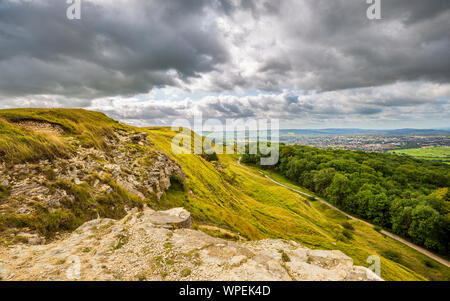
[0,108,125,163]
[0,109,449,280]
[0,109,150,239]
[388,147,450,164]
[146,127,449,281]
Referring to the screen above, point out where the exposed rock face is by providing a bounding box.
[130,133,149,145]
[0,208,382,281]
[12,119,64,135]
[0,128,185,242]
[148,154,185,200]
[0,130,185,207]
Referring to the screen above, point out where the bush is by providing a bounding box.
[0,185,10,200]
[342,221,354,230]
[342,229,353,240]
[423,259,436,268]
[382,250,402,262]
[201,151,218,162]
[113,234,129,250]
[0,207,81,238]
[169,174,185,191]
[180,268,191,277]
[308,196,317,202]
[280,250,291,262]
[43,167,57,181]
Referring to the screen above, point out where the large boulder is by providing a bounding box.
[144,207,191,229]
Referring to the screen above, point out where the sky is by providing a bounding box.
[0,0,449,129]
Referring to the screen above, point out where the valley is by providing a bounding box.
[0,109,449,281]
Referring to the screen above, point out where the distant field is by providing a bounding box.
[388,147,450,163]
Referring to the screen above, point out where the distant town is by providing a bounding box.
[207,128,450,153]
[280,133,450,152]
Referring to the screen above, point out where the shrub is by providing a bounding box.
[166,258,175,265]
[342,221,354,230]
[0,185,10,200]
[43,167,57,181]
[164,242,174,249]
[14,236,29,244]
[280,250,291,262]
[423,260,436,268]
[342,229,353,240]
[180,268,191,277]
[113,234,129,250]
[201,151,219,162]
[382,250,402,262]
[336,233,346,242]
[308,196,317,202]
[2,208,81,238]
[169,174,185,191]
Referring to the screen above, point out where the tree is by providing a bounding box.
[353,184,390,226]
[408,204,442,251]
[390,199,416,237]
[326,173,352,207]
[367,193,390,227]
[312,168,336,195]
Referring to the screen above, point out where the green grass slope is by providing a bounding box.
[0,108,124,163]
[0,109,448,280]
[147,127,450,281]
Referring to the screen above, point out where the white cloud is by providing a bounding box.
[0,0,449,128]
[84,81,450,129]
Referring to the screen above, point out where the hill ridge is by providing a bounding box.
[1,109,449,281]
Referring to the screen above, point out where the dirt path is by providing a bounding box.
[237,157,450,268]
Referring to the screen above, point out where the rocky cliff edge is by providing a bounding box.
[0,207,382,281]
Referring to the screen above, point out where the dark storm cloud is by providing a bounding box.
[200,97,256,118]
[242,0,450,92]
[0,0,229,99]
[0,0,449,112]
[382,0,449,24]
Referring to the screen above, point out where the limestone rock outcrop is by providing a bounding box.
[0,207,382,281]
[0,128,186,238]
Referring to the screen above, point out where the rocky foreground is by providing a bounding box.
[0,207,382,281]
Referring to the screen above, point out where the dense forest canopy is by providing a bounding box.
[242,145,450,255]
